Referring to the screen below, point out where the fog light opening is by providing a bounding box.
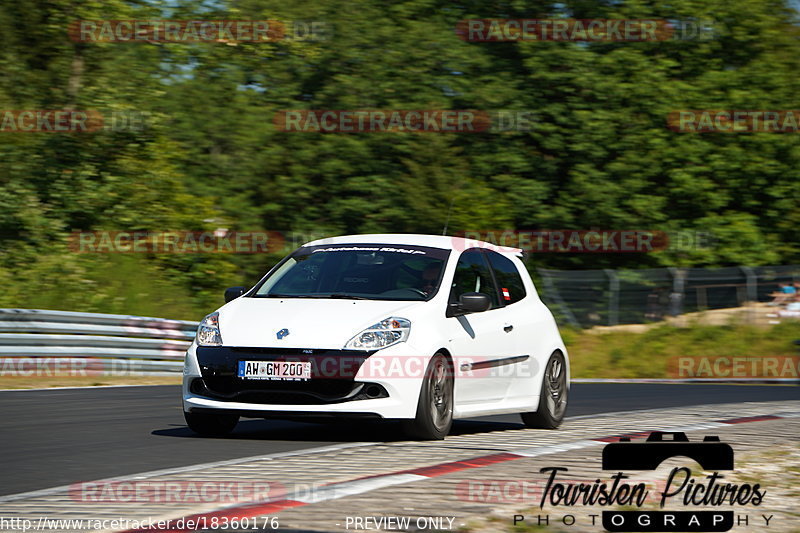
[365,385,384,398]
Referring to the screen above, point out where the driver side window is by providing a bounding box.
[449,249,499,309]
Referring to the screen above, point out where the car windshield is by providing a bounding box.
[253,244,450,301]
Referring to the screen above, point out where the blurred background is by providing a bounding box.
[0,0,797,328]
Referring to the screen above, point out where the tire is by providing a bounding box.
[184,410,239,437]
[521,351,568,429]
[402,353,453,440]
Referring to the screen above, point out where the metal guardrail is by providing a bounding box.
[0,309,197,375]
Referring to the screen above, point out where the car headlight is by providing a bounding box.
[345,317,411,350]
[197,312,223,346]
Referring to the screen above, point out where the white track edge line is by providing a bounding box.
[292,474,427,504]
[3,402,798,504]
[200,418,767,511]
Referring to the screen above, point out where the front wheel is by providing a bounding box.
[521,351,568,429]
[402,353,453,440]
[184,410,239,437]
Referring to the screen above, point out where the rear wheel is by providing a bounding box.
[521,351,568,429]
[403,353,453,440]
[184,410,239,437]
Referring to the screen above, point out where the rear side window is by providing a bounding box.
[485,250,527,304]
[449,249,500,309]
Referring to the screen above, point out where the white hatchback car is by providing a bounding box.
[183,234,569,439]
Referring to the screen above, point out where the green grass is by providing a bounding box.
[566,322,799,378]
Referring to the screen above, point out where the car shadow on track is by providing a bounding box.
[152,418,523,442]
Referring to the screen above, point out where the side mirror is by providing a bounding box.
[457,292,492,314]
[224,286,246,303]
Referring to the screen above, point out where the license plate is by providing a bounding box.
[237,361,311,381]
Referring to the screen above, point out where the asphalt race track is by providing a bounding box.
[0,383,796,497]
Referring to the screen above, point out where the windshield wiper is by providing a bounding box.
[261,293,371,300]
[321,293,371,300]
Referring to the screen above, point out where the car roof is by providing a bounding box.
[304,234,523,256]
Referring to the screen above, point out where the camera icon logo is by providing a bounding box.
[602,431,734,471]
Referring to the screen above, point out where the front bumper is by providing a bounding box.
[182,344,425,419]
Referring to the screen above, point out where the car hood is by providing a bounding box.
[217,297,421,349]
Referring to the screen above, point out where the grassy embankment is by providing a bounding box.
[565,321,798,379]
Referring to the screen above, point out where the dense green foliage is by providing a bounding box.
[0,0,798,319]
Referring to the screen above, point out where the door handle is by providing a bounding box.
[503,324,514,333]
